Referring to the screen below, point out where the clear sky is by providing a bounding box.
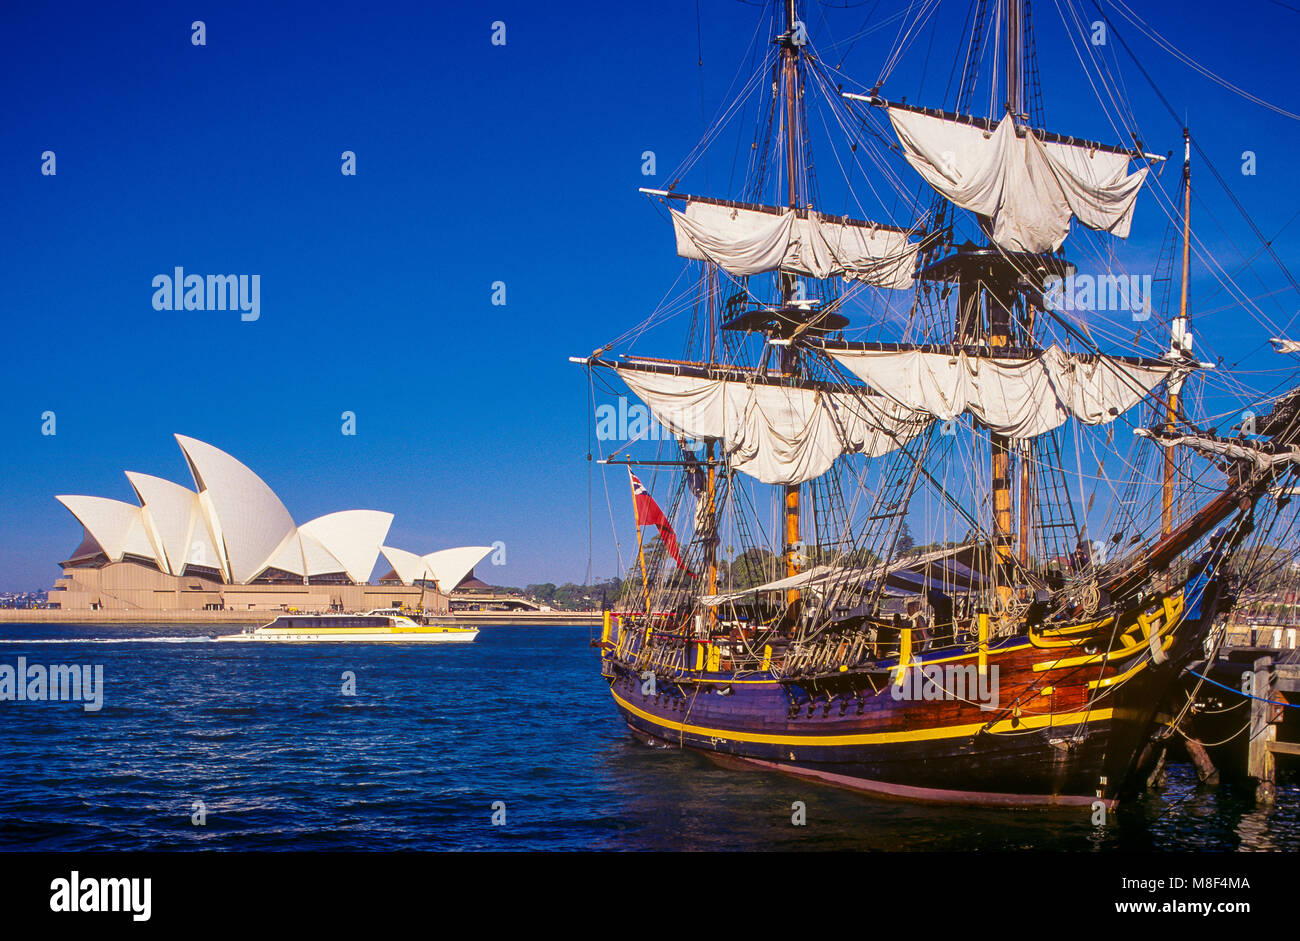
[2,0,1298,591]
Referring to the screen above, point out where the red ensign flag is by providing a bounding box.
[629,470,694,575]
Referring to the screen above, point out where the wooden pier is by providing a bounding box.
[1183,645,1300,801]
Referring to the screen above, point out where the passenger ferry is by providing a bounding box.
[216,609,478,644]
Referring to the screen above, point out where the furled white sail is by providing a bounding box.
[825,345,1177,439]
[887,109,1148,253]
[669,200,918,289]
[617,367,927,485]
[1135,429,1300,470]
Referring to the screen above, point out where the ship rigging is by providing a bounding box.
[574,0,1300,805]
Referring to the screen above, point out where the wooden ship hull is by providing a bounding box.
[601,584,1226,806]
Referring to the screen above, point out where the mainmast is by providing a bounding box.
[990,0,1023,604]
[871,0,1129,610]
[1006,0,1023,119]
[1163,128,1192,536]
[705,267,719,624]
[923,0,1038,610]
[780,0,803,610]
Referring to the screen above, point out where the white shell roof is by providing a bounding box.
[380,546,429,585]
[423,546,494,592]
[263,532,309,577]
[298,510,394,584]
[380,544,493,590]
[125,471,218,576]
[175,434,298,585]
[300,531,344,577]
[55,495,157,564]
[260,530,360,581]
[58,436,475,589]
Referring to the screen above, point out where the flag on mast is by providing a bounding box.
[628,469,693,575]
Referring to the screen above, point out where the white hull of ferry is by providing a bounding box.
[216,629,479,644]
[215,611,479,644]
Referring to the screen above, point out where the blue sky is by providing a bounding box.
[1,0,1298,590]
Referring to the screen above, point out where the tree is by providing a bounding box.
[526,583,557,603]
[724,547,779,589]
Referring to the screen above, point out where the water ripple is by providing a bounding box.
[0,623,1296,850]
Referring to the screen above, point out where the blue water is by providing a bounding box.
[0,623,1296,851]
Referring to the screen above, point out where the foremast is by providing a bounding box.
[1162,129,1193,536]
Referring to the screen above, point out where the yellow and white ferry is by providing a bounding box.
[216,610,478,644]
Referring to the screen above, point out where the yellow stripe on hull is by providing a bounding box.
[611,690,1113,747]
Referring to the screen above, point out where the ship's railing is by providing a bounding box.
[604,611,990,679]
[603,585,1204,683]
[600,611,684,676]
[785,629,883,676]
[602,611,770,678]
[782,620,990,679]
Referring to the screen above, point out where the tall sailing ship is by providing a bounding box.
[574,0,1300,806]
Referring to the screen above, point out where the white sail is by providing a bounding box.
[887,109,1148,253]
[616,367,927,486]
[670,199,918,289]
[1135,429,1300,470]
[825,345,1178,439]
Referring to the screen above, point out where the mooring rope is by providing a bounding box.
[1185,667,1297,709]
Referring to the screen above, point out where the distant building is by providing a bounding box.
[453,571,492,594]
[444,570,544,613]
[48,434,492,613]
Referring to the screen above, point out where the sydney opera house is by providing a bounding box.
[48,434,493,613]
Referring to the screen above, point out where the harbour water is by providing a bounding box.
[0,623,1296,852]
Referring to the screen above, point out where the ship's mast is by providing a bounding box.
[927,0,1053,607]
[706,266,719,624]
[1163,128,1192,536]
[1006,0,1022,119]
[989,0,1023,605]
[780,0,802,609]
